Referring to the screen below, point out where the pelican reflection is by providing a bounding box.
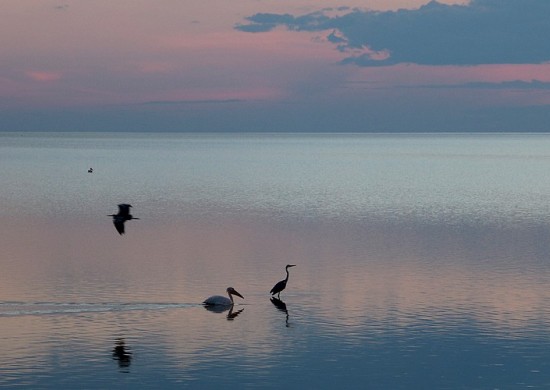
[270,297,290,327]
[226,307,244,320]
[112,338,132,372]
[204,304,244,320]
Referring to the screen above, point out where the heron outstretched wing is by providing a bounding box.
[113,218,125,235]
[117,204,132,218]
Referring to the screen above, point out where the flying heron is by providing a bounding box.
[203,287,244,306]
[270,264,296,298]
[108,204,139,235]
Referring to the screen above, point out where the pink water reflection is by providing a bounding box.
[1,214,549,334]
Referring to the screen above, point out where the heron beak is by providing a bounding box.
[232,290,244,299]
[289,264,296,267]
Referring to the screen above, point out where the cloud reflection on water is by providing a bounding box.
[3,133,550,387]
[1,214,550,386]
[1,215,550,330]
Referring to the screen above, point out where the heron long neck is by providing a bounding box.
[285,268,290,282]
[228,292,234,304]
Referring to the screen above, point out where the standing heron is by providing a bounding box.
[270,264,296,298]
[108,204,139,235]
[203,287,244,307]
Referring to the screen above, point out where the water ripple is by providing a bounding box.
[0,301,198,317]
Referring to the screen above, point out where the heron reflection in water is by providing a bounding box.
[108,204,139,235]
[270,297,290,327]
[270,264,296,298]
[112,338,132,372]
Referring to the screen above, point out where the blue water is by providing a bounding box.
[1,132,550,389]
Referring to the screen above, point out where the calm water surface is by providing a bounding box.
[1,132,550,389]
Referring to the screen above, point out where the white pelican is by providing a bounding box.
[203,287,244,306]
[108,204,139,235]
[270,264,296,298]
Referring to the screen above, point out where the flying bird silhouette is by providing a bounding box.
[270,264,296,298]
[108,204,139,235]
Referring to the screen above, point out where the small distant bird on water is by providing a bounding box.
[108,204,139,235]
[270,264,296,298]
[88,167,93,173]
[203,287,244,306]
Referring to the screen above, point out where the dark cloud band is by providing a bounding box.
[236,0,550,66]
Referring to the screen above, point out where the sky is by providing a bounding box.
[1,0,550,132]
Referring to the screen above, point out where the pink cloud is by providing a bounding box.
[25,71,62,82]
[142,85,285,105]
[137,62,176,74]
